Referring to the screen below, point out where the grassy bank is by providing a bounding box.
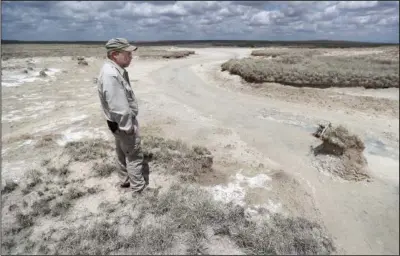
[221,47,399,89]
[2,134,336,255]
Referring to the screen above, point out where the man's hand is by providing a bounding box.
[125,124,138,136]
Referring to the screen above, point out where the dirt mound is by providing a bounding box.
[312,123,370,181]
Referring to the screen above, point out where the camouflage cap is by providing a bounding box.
[105,38,138,52]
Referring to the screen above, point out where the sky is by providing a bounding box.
[1,1,399,43]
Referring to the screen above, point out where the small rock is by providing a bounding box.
[78,60,88,66]
[224,144,234,149]
[39,70,48,77]
[77,56,85,61]
[28,67,34,71]
[22,69,28,74]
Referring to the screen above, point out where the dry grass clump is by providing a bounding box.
[4,133,34,144]
[56,221,121,255]
[31,198,52,217]
[92,162,117,177]
[312,123,369,181]
[51,198,73,217]
[16,212,35,229]
[232,213,335,255]
[47,165,70,176]
[222,50,399,88]
[141,135,213,181]
[55,219,178,255]
[64,139,113,161]
[22,169,43,194]
[2,169,102,252]
[43,183,335,255]
[35,134,62,148]
[251,48,319,58]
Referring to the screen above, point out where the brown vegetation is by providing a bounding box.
[141,135,213,181]
[222,48,399,89]
[137,49,196,59]
[35,134,62,148]
[1,44,196,60]
[63,139,114,161]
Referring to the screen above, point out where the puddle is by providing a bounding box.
[259,108,399,160]
[260,115,316,132]
[364,138,399,160]
[258,108,321,133]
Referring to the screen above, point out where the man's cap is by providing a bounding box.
[105,38,138,52]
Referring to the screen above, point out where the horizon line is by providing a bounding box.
[1,39,398,44]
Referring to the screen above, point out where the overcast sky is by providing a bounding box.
[2,1,399,43]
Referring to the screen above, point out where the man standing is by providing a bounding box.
[97,38,147,194]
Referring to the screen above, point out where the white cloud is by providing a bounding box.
[249,10,284,26]
[337,1,378,10]
[1,1,399,43]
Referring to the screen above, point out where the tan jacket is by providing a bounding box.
[97,59,138,134]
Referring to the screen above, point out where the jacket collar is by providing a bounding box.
[106,59,126,76]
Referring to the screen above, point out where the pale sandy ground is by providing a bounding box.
[2,47,399,254]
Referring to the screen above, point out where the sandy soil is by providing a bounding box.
[2,46,399,255]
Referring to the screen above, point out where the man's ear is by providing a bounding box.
[109,50,119,59]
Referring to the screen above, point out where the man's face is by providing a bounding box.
[113,50,132,68]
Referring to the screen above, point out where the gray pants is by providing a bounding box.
[113,129,147,193]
